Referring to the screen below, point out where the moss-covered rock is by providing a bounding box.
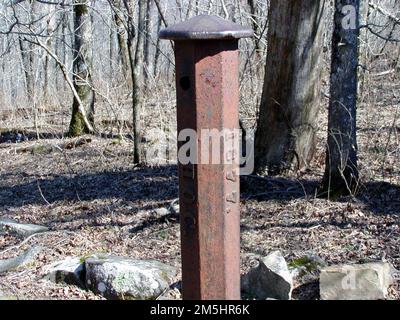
[289,255,326,275]
[85,254,177,300]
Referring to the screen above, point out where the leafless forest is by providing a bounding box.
[0,0,399,300]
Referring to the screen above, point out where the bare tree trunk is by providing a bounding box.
[18,37,34,101]
[132,0,145,164]
[56,11,69,92]
[43,7,56,103]
[153,13,161,79]
[113,0,131,84]
[254,0,327,174]
[122,0,144,164]
[358,0,369,97]
[144,0,153,82]
[68,0,95,137]
[18,1,36,102]
[322,0,360,197]
[109,13,114,78]
[247,0,261,59]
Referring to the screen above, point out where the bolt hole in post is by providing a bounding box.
[159,15,253,300]
[180,76,191,91]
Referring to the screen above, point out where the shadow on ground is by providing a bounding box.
[0,130,62,143]
[240,175,400,216]
[0,165,179,209]
[0,129,133,144]
[0,164,399,219]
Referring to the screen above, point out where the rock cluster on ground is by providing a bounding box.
[0,217,179,300]
[44,253,177,300]
[2,230,395,301]
[241,250,397,300]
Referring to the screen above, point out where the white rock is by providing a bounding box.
[241,250,293,300]
[320,262,395,300]
[85,254,177,300]
[45,257,85,287]
[0,218,48,237]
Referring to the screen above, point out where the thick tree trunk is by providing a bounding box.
[322,0,360,197]
[254,0,327,175]
[68,0,95,137]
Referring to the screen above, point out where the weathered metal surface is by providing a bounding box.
[159,15,253,40]
[160,15,252,300]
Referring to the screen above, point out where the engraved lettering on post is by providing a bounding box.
[226,170,237,182]
[226,191,238,203]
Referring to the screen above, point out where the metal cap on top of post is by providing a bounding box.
[159,15,253,300]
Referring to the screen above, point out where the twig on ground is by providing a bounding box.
[37,180,51,205]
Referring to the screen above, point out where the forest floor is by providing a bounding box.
[0,79,399,300]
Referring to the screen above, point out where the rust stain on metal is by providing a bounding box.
[160,15,252,300]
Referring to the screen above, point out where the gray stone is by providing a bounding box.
[241,250,293,300]
[44,257,85,287]
[320,262,395,300]
[85,254,177,300]
[0,246,42,273]
[0,218,48,237]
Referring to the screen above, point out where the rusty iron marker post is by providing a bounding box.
[160,15,252,300]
